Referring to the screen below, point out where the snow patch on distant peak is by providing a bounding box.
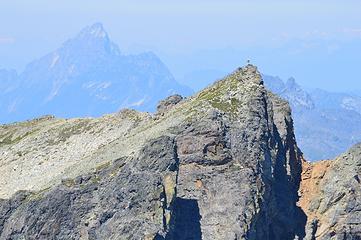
[87,23,107,39]
[46,87,60,102]
[83,81,112,90]
[7,99,21,113]
[75,23,109,42]
[50,54,60,69]
[120,96,148,109]
[342,97,361,114]
[46,80,68,102]
[90,27,107,38]
[68,65,75,75]
[128,97,146,107]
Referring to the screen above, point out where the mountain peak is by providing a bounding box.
[244,63,258,72]
[58,23,120,57]
[76,22,108,40]
[285,77,298,89]
[239,64,263,85]
[0,64,306,239]
[88,22,107,38]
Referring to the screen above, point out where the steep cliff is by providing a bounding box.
[0,65,306,239]
[299,144,361,239]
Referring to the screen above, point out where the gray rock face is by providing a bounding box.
[300,143,361,240]
[172,68,305,239]
[0,65,307,239]
[0,136,179,239]
[156,94,183,115]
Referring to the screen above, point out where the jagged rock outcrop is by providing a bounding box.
[299,144,361,239]
[1,65,307,239]
[156,94,183,116]
[172,66,305,239]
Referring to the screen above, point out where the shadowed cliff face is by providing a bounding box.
[0,65,307,239]
[170,198,202,239]
[170,66,306,239]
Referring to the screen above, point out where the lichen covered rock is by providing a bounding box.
[0,65,308,239]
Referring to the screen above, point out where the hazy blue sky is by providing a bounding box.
[1,0,361,91]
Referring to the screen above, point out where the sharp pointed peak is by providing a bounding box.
[78,22,108,39]
[233,64,263,85]
[57,22,120,57]
[286,77,299,89]
[243,63,259,73]
[90,22,104,30]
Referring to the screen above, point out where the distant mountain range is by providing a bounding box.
[1,23,360,161]
[263,75,361,161]
[0,23,192,124]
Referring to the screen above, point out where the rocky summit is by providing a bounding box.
[0,65,360,239]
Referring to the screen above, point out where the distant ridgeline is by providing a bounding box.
[263,74,361,161]
[0,23,192,124]
[1,23,360,162]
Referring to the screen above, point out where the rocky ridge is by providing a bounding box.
[299,144,361,239]
[0,65,360,239]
